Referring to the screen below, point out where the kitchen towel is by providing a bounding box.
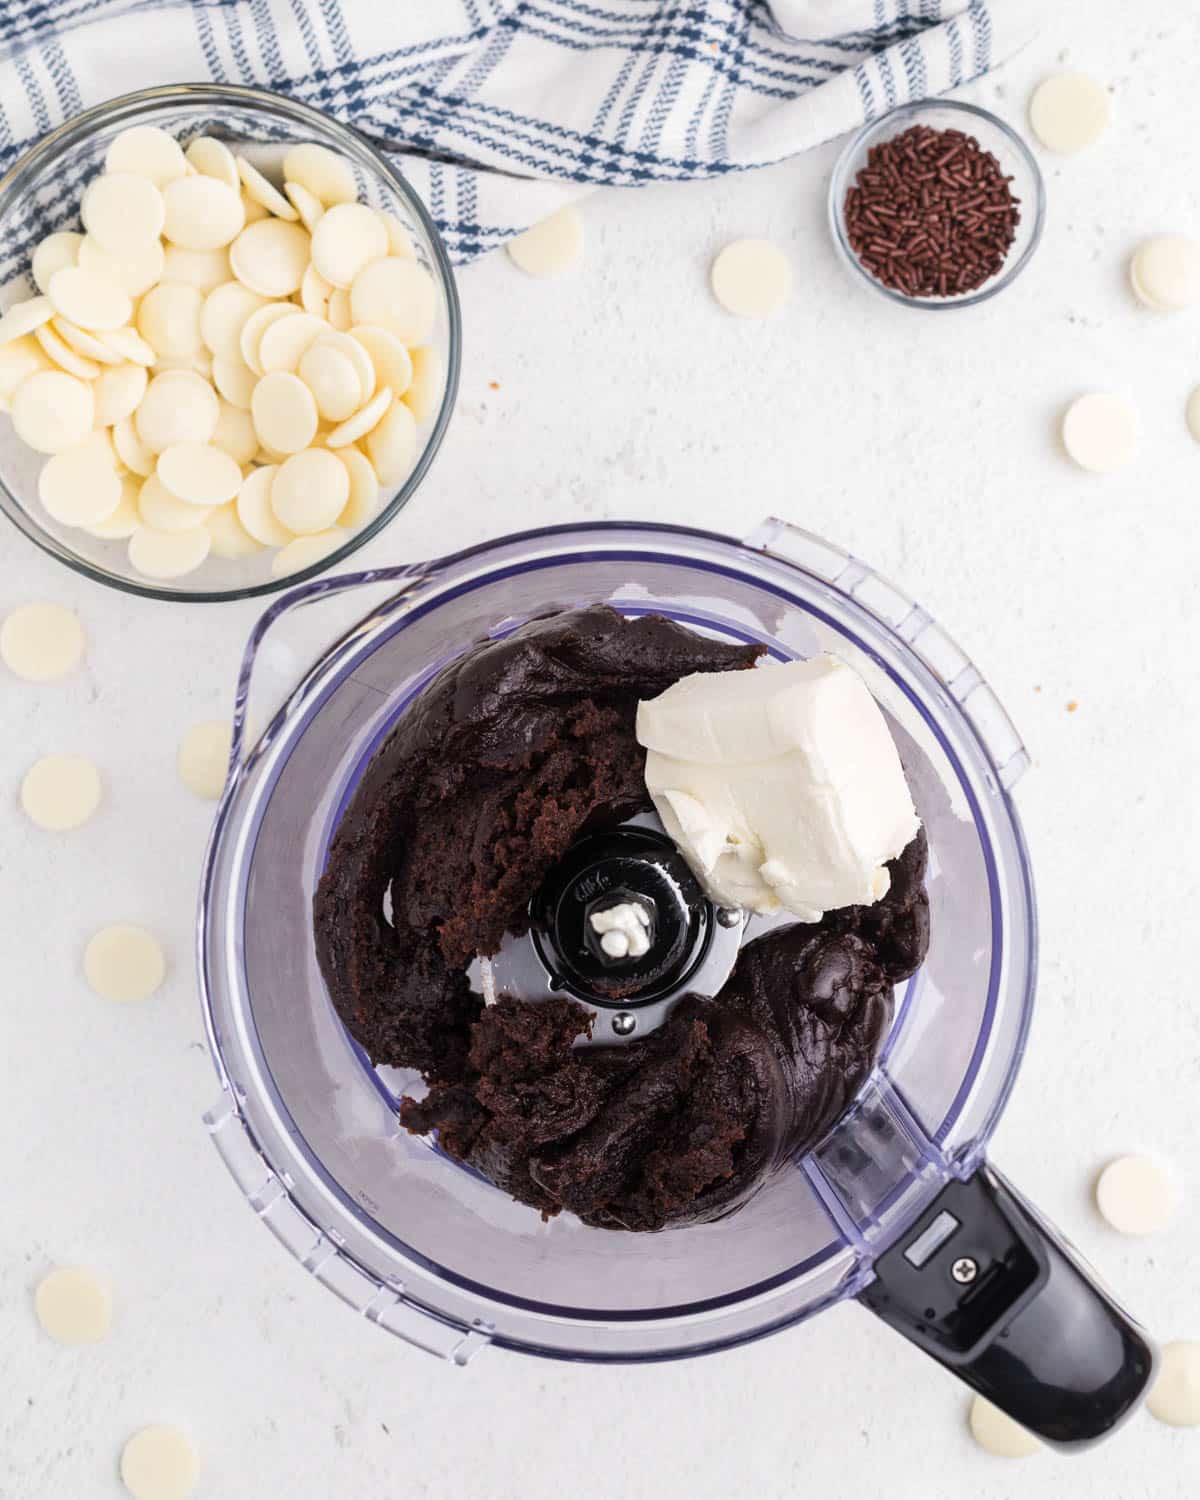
[0,1,1041,262]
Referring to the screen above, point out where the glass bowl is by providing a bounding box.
[0,84,461,602]
[828,99,1045,311]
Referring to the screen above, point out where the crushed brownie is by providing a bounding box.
[314,606,929,1230]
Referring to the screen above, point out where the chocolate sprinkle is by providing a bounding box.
[843,124,1020,299]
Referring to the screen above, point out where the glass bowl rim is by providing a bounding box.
[827,98,1046,312]
[0,82,462,604]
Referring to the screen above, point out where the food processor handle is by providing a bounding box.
[857,1161,1157,1450]
[226,562,434,773]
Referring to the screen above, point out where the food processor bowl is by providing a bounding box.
[198,520,1154,1445]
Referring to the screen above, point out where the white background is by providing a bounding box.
[4,2,1200,1496]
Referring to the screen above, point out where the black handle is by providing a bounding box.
[857,1162,1157,1450]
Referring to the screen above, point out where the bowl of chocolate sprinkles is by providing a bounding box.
[829,99,1044,308]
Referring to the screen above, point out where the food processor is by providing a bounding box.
[198,519,1155,1448]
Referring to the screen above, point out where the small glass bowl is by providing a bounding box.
[828,99,1045,311]
[0,84,461,602]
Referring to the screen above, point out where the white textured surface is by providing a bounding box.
[4,4,1200,1496]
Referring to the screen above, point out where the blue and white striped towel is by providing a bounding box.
[0,1,1040,262]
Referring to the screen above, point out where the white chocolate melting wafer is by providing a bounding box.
[1,601,84,681]
[1095,1155,1177,1236]
[34,1267,112,1344]
[711,238,792,318]
[120,1425,198,1500]
[21,753,102,830]
[968,1396,1041,1458]
[507,206,583,278]
[1029,73,1110,154]
[1061,392,1137,474]
[105,125,187,187]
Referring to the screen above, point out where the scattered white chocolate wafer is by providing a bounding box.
[1029,73,1110,154]
[21,753,102,830]
[1130,235,1200,312]
[1,601,84,681]
[1186,387,1200,443]
[1147,1342,1200,1427]
[507,206,583,278]
[1094,1155,1177,1236]
[968,1396,1041,1458]
[34,1266,112,1344]
[120,1425,198,1500]
[85,918,166,1002]
[1061,392,1137,473]
[178,719,232,799]
[711,238,792,318]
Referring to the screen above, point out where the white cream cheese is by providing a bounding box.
[589,900,652,959]
[636,654,919,922]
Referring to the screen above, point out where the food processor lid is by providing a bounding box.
[198,518,1038,1364]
